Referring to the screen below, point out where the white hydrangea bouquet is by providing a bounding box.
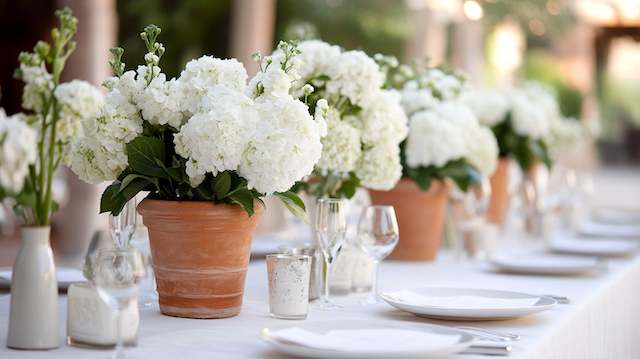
[460,81,562,171]
[379,58,498,191]
[259,40,408,199]
[68,26,324,218]
[0,8,103,225]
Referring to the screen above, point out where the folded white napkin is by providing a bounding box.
[270,327,461,353]
[386,290,539,309]
[0,268,85,283]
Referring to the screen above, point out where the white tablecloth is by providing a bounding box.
[1,246,639,359]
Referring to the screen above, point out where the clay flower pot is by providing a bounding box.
[486,158,511,226]
[138,199,263,319]
[369,179,449,261]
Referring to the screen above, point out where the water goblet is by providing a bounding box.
[110,198,137,249]
[354,205,399,303]
[94,248,146,359]
[314,198,348,310]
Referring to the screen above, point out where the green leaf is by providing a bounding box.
[228,188,256,216]
[100,178,150,216]
[275,191,309,223]
[119,174,158,193]
[100,183,123,214]
[213,172,231,199]
[335,173,360,199]
[126,136,167,178]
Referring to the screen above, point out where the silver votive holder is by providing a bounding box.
[266,254,311,320]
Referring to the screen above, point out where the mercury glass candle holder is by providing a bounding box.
[266,254,311,320]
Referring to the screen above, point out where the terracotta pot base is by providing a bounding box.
[138,199,263,319]
[487,158,511,226]
[370,179,449,261]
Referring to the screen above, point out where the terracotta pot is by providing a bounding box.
[369,179,449,261]
[138,199,263,319]
[486,158,511,226]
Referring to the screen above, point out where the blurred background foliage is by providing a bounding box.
[117,0,232,78]
[522,51,583,119]
[275,0,410,59]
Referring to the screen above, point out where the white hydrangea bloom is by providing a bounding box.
[316,107,361,175]
[68,136,128,184]
[248,65,293,98]
[283,40,341,81]
[239,96,322,194]
[359,90,408,145]
[0,110,38,193]
[405,103,470,168]
[355,142,402,190]
[509,89,551,140]
[460,88,509,126]
[174,87,257,186]
[54,80,104,145]
[134,66,184,128]
[465,125,499,176]
[20,64,53,112]
[549,116,583,149]
[325,50,383,107]
[399,85,437,115]
[178,56,248,115]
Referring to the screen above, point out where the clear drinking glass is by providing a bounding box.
[110,198,137,249]
[94,249,146,359]
[353,205,399,303]
[314,198,348,310]
[451,178,494,260]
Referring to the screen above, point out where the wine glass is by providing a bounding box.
[110,198,137,249]
[314,198,347,310]
[353,205,399,303]
[94,248,146,358]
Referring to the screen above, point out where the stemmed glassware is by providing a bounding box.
[314,198,348,310]
[110,198,137,249]
[353,205,399,303]
[94,248,146,359]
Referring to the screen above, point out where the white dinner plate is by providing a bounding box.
[380,288,556,321]
[591,208,640,225]
[548,238,638,257]
[0,267,85,291]
[490,254,602,276]
[261,319,475,359]
[577,221,640,239]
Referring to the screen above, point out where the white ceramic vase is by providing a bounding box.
[7,226,59,350]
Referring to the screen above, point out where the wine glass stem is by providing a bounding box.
[322,256,331,303]
[114,309,124,359]
[371,260,380,301]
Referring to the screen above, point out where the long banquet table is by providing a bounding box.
[1,245,639,359]
[2,167,640,358]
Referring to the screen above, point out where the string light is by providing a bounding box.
[463,0,484,21]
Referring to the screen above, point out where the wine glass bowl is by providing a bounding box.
[314,198,348,310]
[354,205,399,303]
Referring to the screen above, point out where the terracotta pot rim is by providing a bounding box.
[138,198,264,214]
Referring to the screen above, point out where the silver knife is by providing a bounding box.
[461,341,512,356]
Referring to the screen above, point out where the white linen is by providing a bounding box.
[0,251,639,359]
[0,267,85,283]
[385,290,540,309]
[268,327,461,353]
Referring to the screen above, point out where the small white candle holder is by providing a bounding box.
[66,282,139,348]
[266,254,311,320]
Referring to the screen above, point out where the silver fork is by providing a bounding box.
[456,326,521,341]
